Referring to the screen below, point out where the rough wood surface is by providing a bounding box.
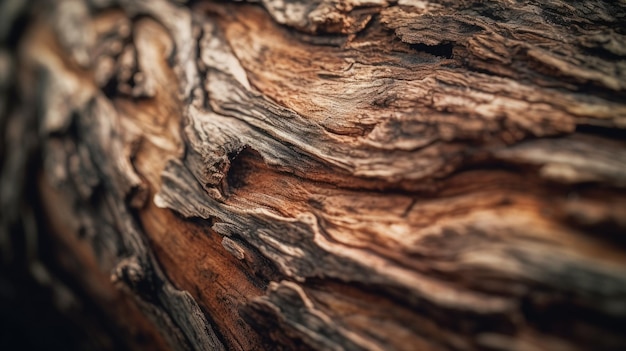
[2,0,626,350]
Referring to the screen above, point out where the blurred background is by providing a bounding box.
[0,1,127,349]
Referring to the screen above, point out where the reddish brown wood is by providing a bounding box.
[2,0,626,350]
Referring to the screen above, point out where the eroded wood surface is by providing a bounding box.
[2,0,626,350]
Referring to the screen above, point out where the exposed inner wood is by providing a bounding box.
[3,0,626,350]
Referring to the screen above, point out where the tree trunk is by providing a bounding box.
[2,0,626,350]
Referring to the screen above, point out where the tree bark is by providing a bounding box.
[2,0,626,350]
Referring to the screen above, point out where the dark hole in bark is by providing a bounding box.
[409,43,454,59]
[226,146,263,191]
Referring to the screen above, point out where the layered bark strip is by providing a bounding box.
[3,0,626,350]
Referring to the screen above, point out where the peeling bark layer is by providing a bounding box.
[2,0,626,350]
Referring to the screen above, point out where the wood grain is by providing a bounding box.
[2,0,626,350]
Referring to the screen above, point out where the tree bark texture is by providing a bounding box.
[2,0,626,350]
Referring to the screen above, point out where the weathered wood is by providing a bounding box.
[2,0,626,350]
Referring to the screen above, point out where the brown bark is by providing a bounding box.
[2,0,626,350]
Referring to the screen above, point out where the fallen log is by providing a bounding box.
[1,0,626,350]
